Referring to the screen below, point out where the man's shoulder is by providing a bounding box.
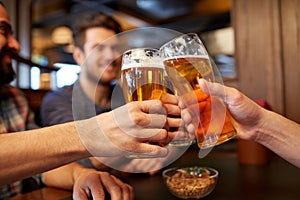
[48,84,74,96]
[43,84,74,103]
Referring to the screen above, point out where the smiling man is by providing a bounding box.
[41,12,124,126]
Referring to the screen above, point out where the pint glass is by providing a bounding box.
[160,33,237,149]
[121,48,165,102]
[121,48,166,158]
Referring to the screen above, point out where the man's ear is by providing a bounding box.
[73,47,84,66]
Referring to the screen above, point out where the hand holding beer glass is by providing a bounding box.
[121,48,168,158]
[160,33,237,149]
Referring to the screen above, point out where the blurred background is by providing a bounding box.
[2,0,300,124]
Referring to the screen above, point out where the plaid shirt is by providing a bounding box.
[0,85,39,199]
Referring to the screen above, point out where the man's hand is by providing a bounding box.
[72,168,133,200]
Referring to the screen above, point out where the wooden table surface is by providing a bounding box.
[8,187,71,200]
[8,141,300,200]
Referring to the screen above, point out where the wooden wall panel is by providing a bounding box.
[281,0,300,123]
[232,0,284,114]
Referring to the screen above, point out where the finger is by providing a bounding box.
[128,101,167,128]
[138,100,166,114]
[166,131,179,143]
[82,175,106,200]
[178,98,186,109]
[147,113,167,128]
[140,128,168,142]
[167,117,182,128]
[178,87,210,109]
[128,110,168,138]
[111,176,134,200]
[161,93,179,105]
[178,92,198,108]
[129,113,166,129]
[198,78,210,94]
[131,143,168,157]
[72,188,90,200]
[186,123,196,135]
[181,109,193,124]
[100,172,121,200]
[114,103,167,139]
[180,104,200,126]
[171,129,187,140]
[164,103,181,116]
[198,79,226,100]
[181,109,197,135]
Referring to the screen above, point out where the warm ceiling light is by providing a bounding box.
[51,26,73,45]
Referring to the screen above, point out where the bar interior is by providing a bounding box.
[1,0,300,199]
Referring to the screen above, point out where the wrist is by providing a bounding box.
[72,164,96,182]
[254,109,276,144]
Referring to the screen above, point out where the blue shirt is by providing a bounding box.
[41,80,125,125]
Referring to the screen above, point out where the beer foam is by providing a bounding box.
[163,55,209,61]
[122,58,163,69]
[122,48,164,70]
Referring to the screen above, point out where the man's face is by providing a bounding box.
[0,4,20,85]
[80,27,121,85]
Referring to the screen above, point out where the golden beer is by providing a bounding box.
[121,67,166,102]
[121,48,168,157]
[163,55,237,148]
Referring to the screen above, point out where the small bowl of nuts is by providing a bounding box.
[162,166,218,199]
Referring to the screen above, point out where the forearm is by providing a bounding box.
[255,110,300,167]
[0,122,89,185]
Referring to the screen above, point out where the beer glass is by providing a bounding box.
[160,33,237,149]
[121,48,166,158]
[122,48,165,102]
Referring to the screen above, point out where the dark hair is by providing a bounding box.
[0,1,5,7]
[72,12,122,49]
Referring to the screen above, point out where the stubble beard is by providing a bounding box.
[86,71,112,87]
[0,48,16,86]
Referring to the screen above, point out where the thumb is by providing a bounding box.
[198,79,226,101]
